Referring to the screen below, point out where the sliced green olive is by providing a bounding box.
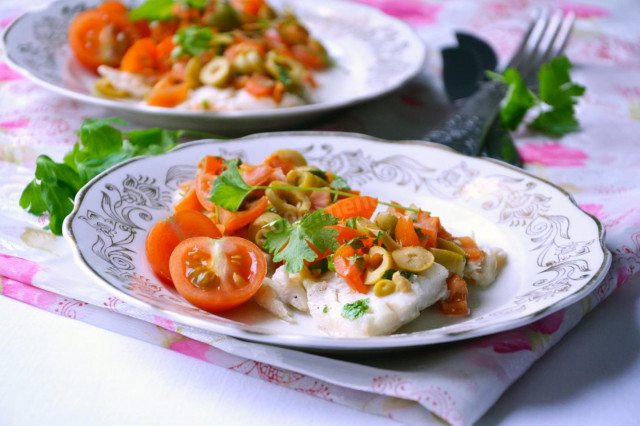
[248,212,281,249]
[436,237,466,257]
[206,2,240,31]
[374,211,398,232]
[364,246,392,285]
[200,57,231,87]
[265,51,304,86]
[378,232,400,252]
[231,47,264,75]
[373,279,396,297]
[94,78,129,98]
[271,149,307,167]
[185,56,202,89]
[429,248,466,276]
[266,181,311,216]
[391,246,435,273]
[286,169,328,189]
[356,217,380,238]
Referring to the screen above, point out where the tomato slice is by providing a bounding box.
[414,212,439,248]
[169,236,267,312]
[68,8,138,71]
[333,250,368,294]
[219,196,269,234]
[244,73,276,98]
[120,38,158,74]
[145,210,222,284]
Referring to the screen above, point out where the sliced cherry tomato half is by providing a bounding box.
[145,209,222,284]
[169,236,267,312]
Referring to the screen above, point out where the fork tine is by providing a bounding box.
[515,8,553,76]
[503,11,539,71]
[522,9,565,79]
[549,11,576,58]
[506,9,549,71]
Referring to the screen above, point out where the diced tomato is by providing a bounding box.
[414,212,439,248]
[440,274,469,315]
[120,38,158,74]
[219,196,269,234]
[147,74,189,107]
[456,236,484,262]
[244,73,275,98]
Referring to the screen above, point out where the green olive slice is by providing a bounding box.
[391,246,435,273]
[436,237,466,257]
[429,248,466,276]
[364,246,392,285]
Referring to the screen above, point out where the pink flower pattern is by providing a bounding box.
[519,141,588,167]
[350,0,442,26]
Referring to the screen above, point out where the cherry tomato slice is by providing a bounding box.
[145,209,222,284]
[169,236,267,312]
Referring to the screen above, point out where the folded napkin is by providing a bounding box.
[2,0,639,424]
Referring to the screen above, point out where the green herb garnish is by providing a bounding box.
[172,25,214,58]
[263,210,339,274]
[488,55,586,136]
[341,298,370,320]
[19,118,216,235]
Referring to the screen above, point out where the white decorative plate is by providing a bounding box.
[63,133,611,351]
[2,0,426,134]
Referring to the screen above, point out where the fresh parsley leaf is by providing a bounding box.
[322,305,329,313]
[500,68,536,130]
[345,217,357,229]
[341,298,370,320]
[308,258,329,273]
[20,118,203,236]
[399,270,415,280]
[208,159,253,211]
[263,210,339,274]
[491,56,585,137]
[329,175,350,191]
[130,0,176,21]
[172,25,214,58]
[276,64,292,86]
[529,56,586,136]
[185,0,207,9]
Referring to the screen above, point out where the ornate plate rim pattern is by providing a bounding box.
[1,0,427,131]
[62,132,611,351]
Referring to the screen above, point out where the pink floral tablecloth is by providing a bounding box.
[1,1,639,425]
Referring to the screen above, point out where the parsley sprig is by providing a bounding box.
[19,118,218,235]
[263,210,340,274]
[488,55,586,137]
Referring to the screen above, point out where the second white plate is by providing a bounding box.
[2,0,427,133]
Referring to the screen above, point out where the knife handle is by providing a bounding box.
[426,80,508,156]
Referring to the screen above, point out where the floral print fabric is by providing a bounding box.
[1,0,639,424]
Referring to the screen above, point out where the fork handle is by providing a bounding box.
[426,80,508,156]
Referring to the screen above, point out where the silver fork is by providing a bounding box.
[426,10,576,157]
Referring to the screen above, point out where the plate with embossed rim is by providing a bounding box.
[2,0,426,134]
[63,132,611,351]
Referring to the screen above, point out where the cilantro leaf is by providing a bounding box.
[529,56,586,136]
[491,56,585,137]
[263,210,339,274]
[172,25,214,58]
[500,68,536,130]
[341,298,370,320]
[209,159,253,211]
[329,175,350,191]
[20,118,208,235]
[309,169,329,181]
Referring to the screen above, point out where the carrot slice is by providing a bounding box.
[395,216,420,247]
[323,196,378,220]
